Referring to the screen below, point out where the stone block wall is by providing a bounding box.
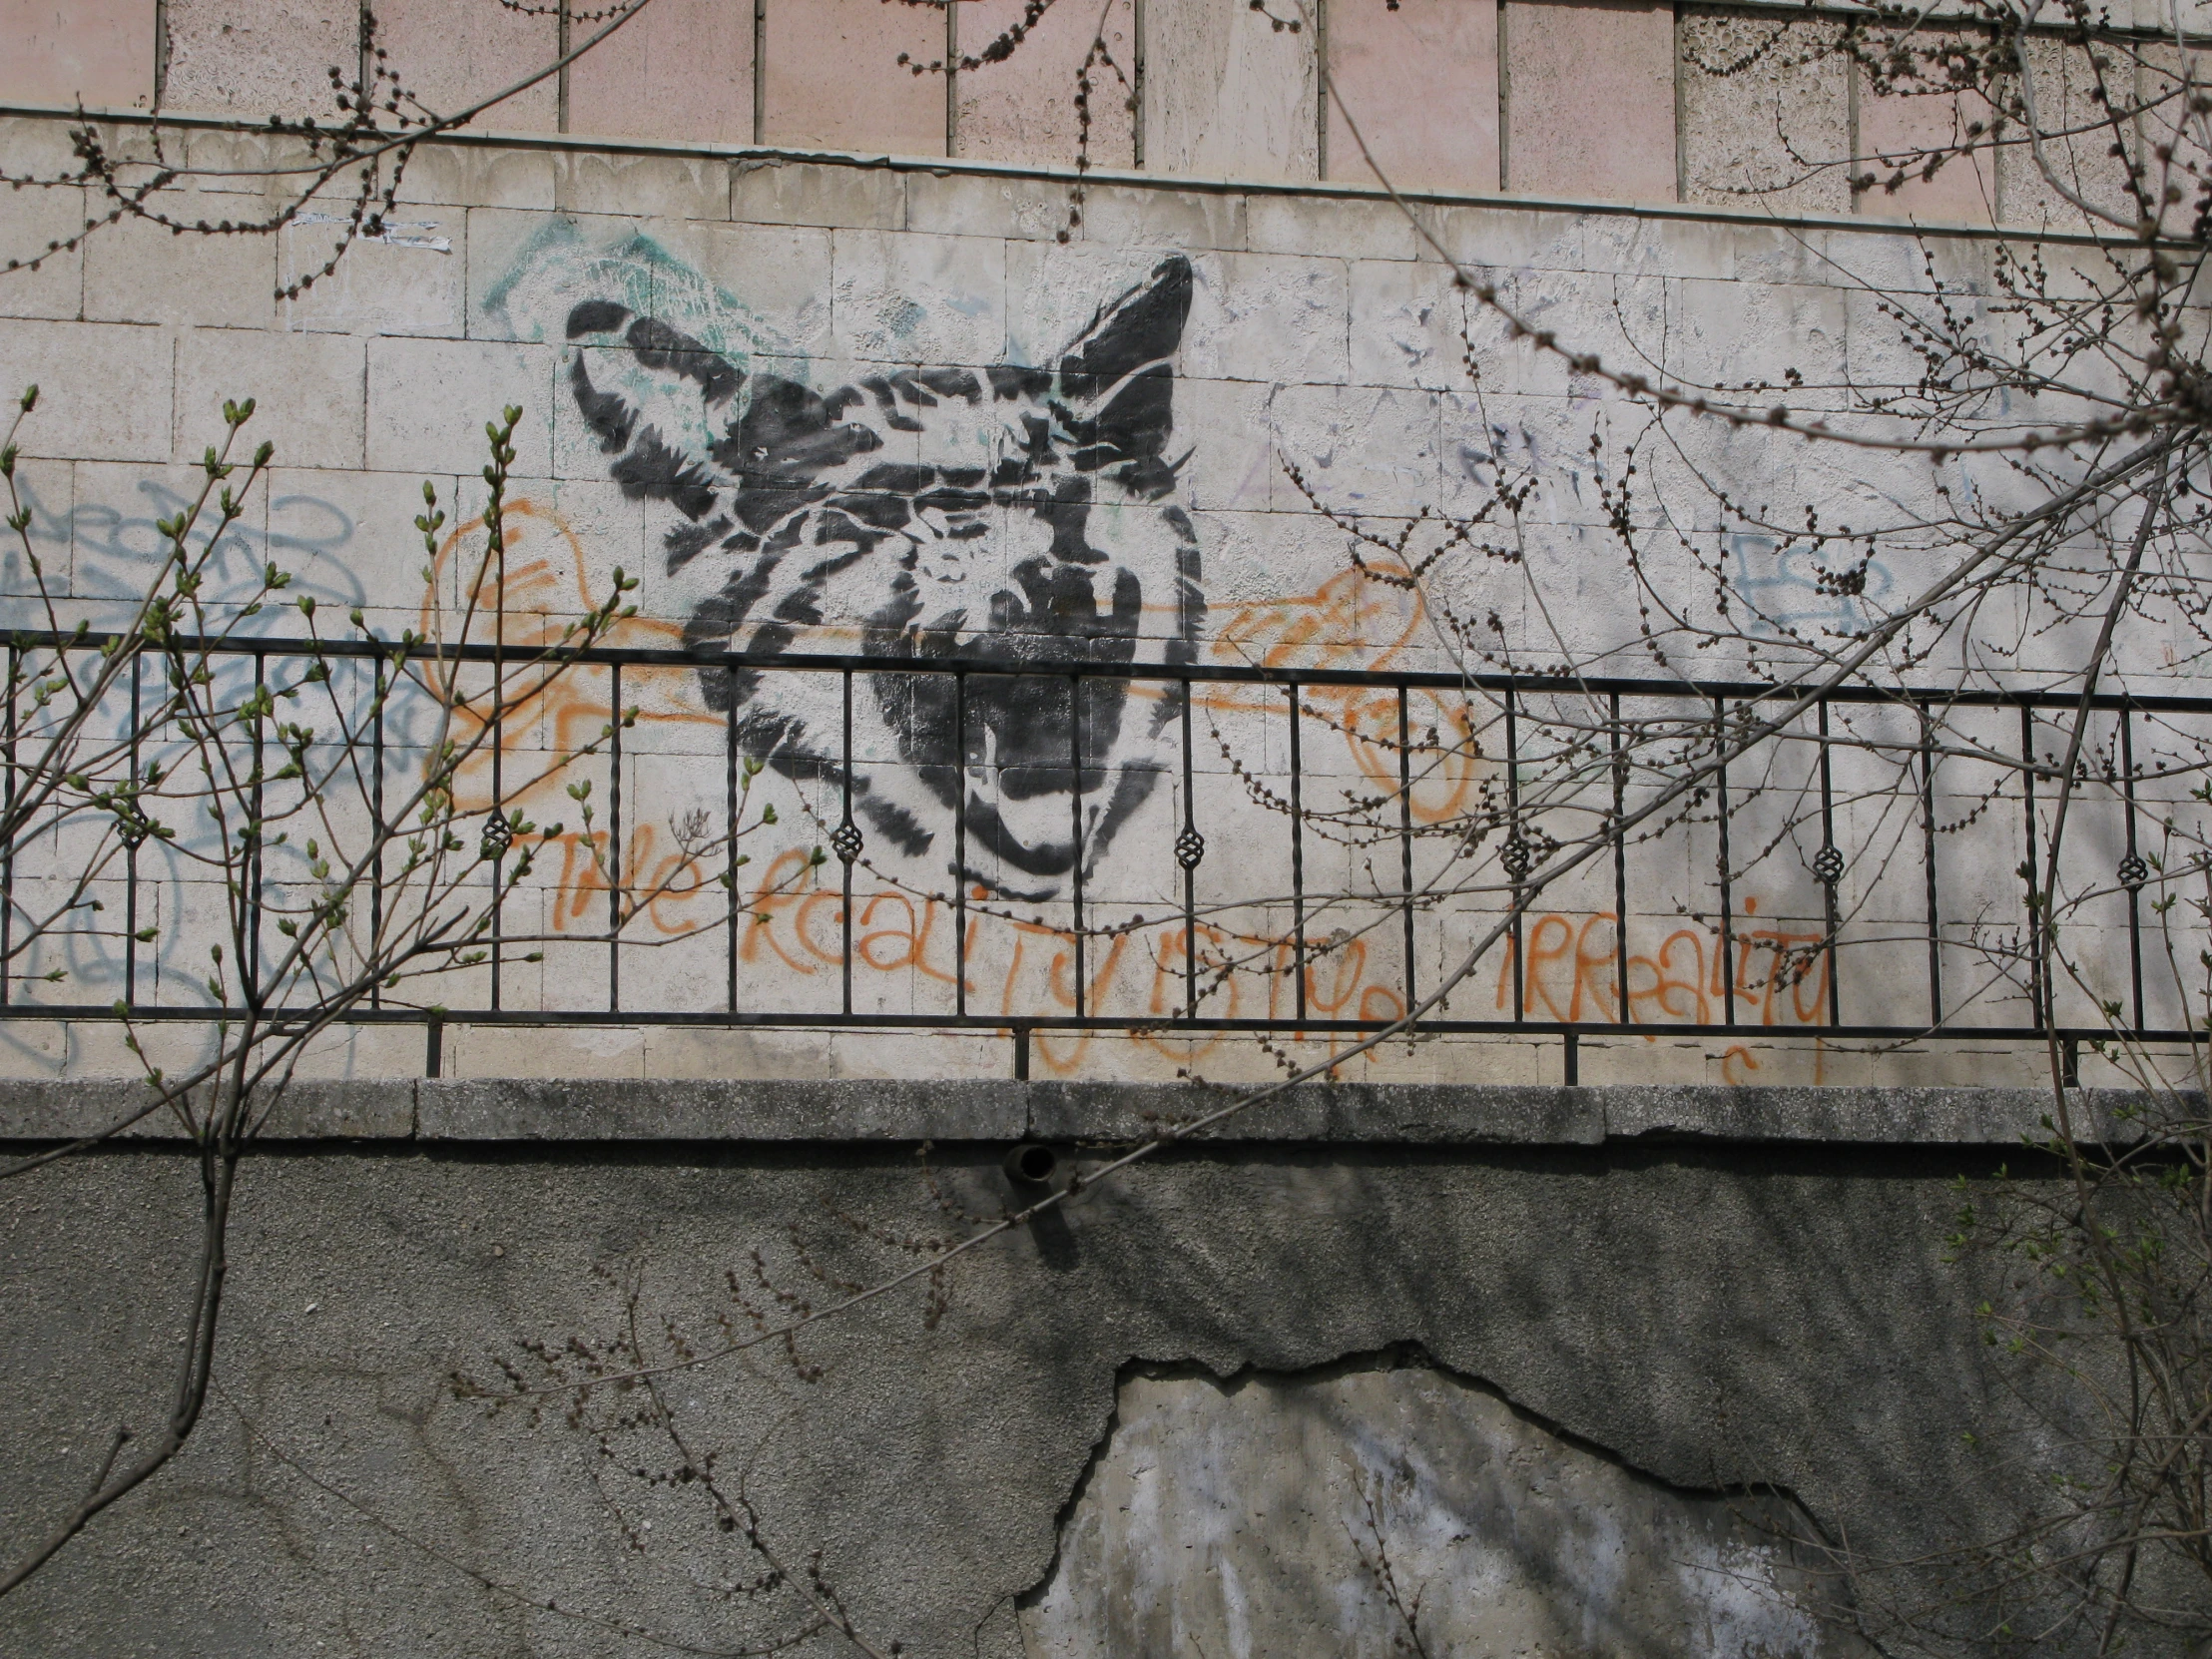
[0,96,2185,1088]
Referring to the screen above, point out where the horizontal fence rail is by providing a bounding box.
[3,630,2208,1082]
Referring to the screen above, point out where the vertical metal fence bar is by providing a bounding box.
[370,652,384,1011]
[1817,698,1841,1029]
[1713,696,1735,1029]
[840,668,854,1018]
[726,665,740,1015]
[2121,705,2145,1035]
[2019,702,2043,1031]
[955,670,968,1022]
[1180,680,1198,1022]
[1506,688,1523,1024]
[1397,685,1415,1020]
[1289,681,1306,1027]
[1919,701,1942,1028]
[1611,692,1628,1025]
[1069,673,1086,1020]
[488,643,504,1013]
[608,660,623,1014]
[125,653,141,1009]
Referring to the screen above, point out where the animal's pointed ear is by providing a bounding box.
[566,301,746,530]
[1053,256,1191,473]
[1057,255,1193,389]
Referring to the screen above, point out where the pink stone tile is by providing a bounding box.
[373,0,558,133]
[0,0,154,108]
[165,0,355,116]
[761,0,944,156]
[1143,0,1318,183]
[1325,0,1496,193]
[954,0,1135,170]
[1501,0,1674,203]
[567,0,754,143]
[1856,78,1997,225]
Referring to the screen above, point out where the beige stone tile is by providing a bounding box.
[667,219,834,357]
[1247,193,1416,262]
[374,0,558,133]
[67,456,270,610]
[365,334,556,475]
[277,208,464,338]
[730,158,905,231]
[177,328,364,471]
[831,229,1004,363]
[0,181,88,320]
[566,0,754,146]
[907,170,1074,244]
[1264,381,1443,518]
[1144,0,1319,183]
[1350,259,1470,391]
[0,114,90,177]
[953,0,1136,171]
[1174,378,1287,511]
[180,126,328,206]
[1501,0,1676,204]
[448,1021,646,1079]
[1080,181,1246,251]
[1422,200,1583,272]
[760,0,945,157]
[555,150,733,223]
[1667,276,1846,401]
[1577,211,1733,281]
[461,207,564,343]
[1679,11,1850,216]
[0,319,172,461]
[1003,237,1188,362]
[486,215,831,391]
[0,0,155,109]
[82,190,278,328]
[1325,0,1497,195]
[262,464,454,616]
[165,0,356,118]
[2000,36,2138,234]
[1180,250,1349,386]
[391,141,559,212]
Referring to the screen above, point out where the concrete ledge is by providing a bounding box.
[0,102,2146,251]
[414,1078,1027,1143]
[0,1078,416,1142]
[0,1078,2177,1148]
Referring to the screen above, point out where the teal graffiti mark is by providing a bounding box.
[480,220,799,365]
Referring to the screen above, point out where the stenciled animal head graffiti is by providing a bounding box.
[563,254,1204,902]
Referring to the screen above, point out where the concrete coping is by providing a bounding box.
[0,1077,2183,1149]
[0,100,2156,252]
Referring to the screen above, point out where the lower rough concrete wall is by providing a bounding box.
[0,1081,2172,1656]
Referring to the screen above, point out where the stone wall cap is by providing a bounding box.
[0,1077,2182,1149]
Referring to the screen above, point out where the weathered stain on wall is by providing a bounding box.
[1025,1358,1868,1657]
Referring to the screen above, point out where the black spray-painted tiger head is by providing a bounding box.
[565,254,1203,902]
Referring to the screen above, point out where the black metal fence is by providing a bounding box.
[2,631,2206,1082]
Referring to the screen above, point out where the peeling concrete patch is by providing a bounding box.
[1022,1355,1868,1658]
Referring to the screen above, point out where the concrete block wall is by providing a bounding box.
[0,0,2157,227]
